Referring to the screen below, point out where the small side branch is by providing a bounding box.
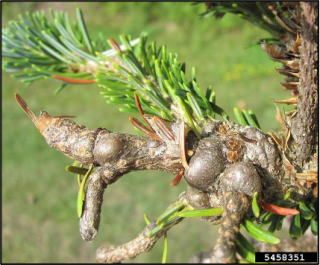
[79,170,107,241]
[96,217,183,263]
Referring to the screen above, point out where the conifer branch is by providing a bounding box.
[6,4,317,263]
[2,9,233,135]
[199,2,284,37]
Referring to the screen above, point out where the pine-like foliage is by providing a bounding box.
[197,1,284,36]
[2,8,260,137]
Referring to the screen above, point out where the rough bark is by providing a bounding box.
[16,90,317,263]
[211,191,249,263]
[292,2,318,166]
[96,209,184,263]
[260,1,318,197]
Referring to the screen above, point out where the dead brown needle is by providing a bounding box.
[179,121,189,170]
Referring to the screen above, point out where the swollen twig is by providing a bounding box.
[14,94,317,263]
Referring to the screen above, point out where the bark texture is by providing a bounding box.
[211,191,249,263]
[293,2,318,166]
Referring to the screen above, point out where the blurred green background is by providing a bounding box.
[2,2,291,263]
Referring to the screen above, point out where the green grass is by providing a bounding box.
[2,2,293,263]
